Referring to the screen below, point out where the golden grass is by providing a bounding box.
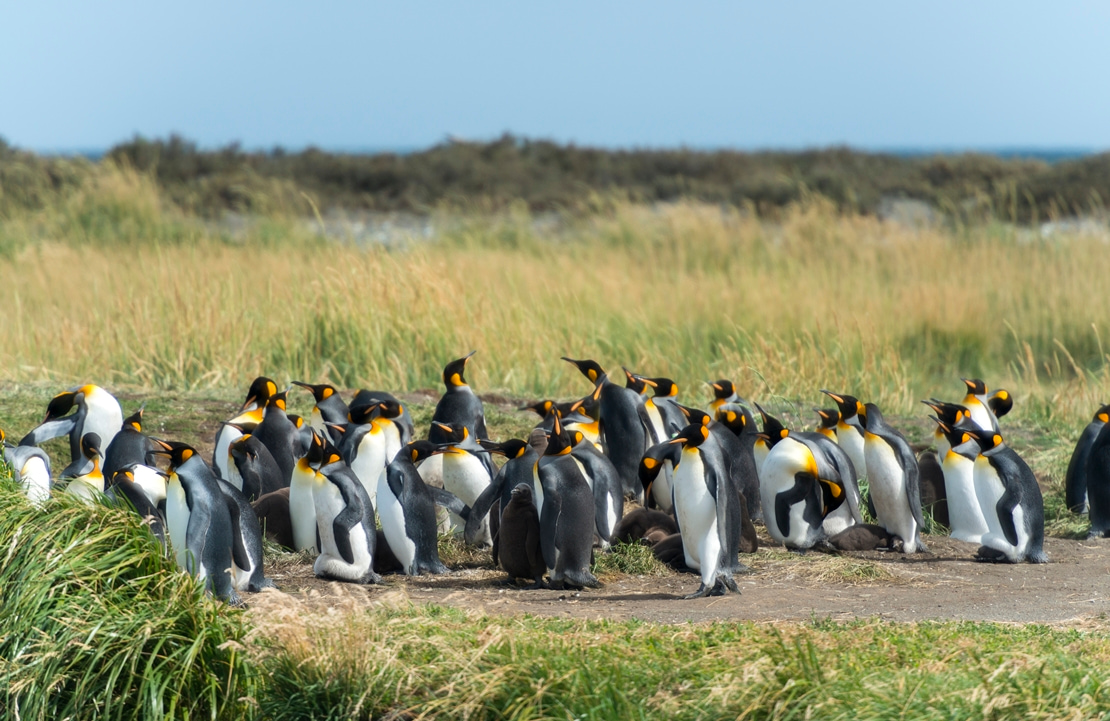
[3,166,1110,426]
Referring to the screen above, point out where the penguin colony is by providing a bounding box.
[7,361,1110,604]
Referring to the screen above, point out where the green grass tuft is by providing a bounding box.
[592,541,669,577]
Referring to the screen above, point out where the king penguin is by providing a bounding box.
[933,420,991,543]
[2,429,52,505]
[103,406,155,478]
[155,440,240,603]
[107,467,168,549]
[422,352,494,488]
[351,389,415,444]
[497,482,547,588]
[428,421,493,545]
[289,430,324,553]
[379,440,469,575]
[254,388,300,486]
[466,439,539,560]
[568,426,625,548]
[292,381,349,442]
[64,433,106,502]
[536,414,600,589]
[21,384,124,479]
[863,403,927,553]
[310,433,381,584]
[213,377,276,481]
[216,478,276,592]
[964,429,1048,563]
[563,357,647,503]
[668,422,745,597]
[639,440,682,513]
[1065,404,1110,514]
[228,434,286,501]
[960,378,1001,433]
[1081,420,1110,538]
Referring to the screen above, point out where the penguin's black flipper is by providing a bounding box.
[19,416,76,447]
[429,487,470,521]
[464,474,505,545]
[332,502,365,566]
[540,490,562,572]
[996,492,1021,548]
[775,474,814,539]
[897,444,926,529]
[221,491,252,573]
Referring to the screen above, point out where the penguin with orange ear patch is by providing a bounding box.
[1065,403,1110,514]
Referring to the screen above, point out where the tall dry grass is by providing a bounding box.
[2,164,1109,424]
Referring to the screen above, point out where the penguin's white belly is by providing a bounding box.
[821,502,856,537]
[417,454,444,487]
[213,425,242,481]
[130,464,168,505]
[645,404,667,445]
[967,401,993,433]
[289,469,318,553]
[351,431,387,506]
[759,443,811,546]
[226,456,245,492]
[838,425,866,477]
[166,479,191,570]
[377,476,417,574]
[652,463,675,513]
[442,450,491,543]
[313,482,372,582]
[753,443,769,477]
[531,465,545,517]
[942,454,989,543]
[20,457,51,506]
[865,438,918,550]
[673,453,716,571]
[973,458,1008,549]
[309,408,326,435]
[66,475,103,503]
[84,395,123,452]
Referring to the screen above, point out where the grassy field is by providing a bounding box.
[3,166,1110,718]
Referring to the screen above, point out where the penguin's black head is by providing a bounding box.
[290,415,306,429]
[433,421,469,444]
[266,389,289,413]
[304,430,327,467]
[405,440,440,464]
[921,399,969,426]
[442,351,477,389]
[962,378,988,396]
[988,389,1012,418]
[1096,403,1110,424]
[122,407,144,432]
[510,482,534,502]
[520,400,555,418]
[230,434,257,461]
[623,368,651,394]
[820,390,863,420]
[815,408,840,430]
[753,403,789,442]
[964,428,1004,452]
[478,438,529,459]
[150,440,199,471]
[715,403,748,434]
[348,402,381,425]
[81,433,103,460]
[568,395,600,420]
[938,421,977,458]
[242,377,278,411]
[646,377,678,398]
[679,406,712,427]
[544,414,574,456]
[376,400,404,420]
[561,357,605,385]
[669,422,710,449]
[709,379,736,401]
[292,381,339,404]
[44,391,77,422]
[318,437,344,469]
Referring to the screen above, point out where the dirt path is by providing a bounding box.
[257,533,1110,625]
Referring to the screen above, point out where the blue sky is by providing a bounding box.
[3,2,1109,153]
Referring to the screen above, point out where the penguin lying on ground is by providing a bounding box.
[2,429,52,505]
[611,508,679,545]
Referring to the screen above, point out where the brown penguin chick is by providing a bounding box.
[373,529,404,574]
[917,451,949,529]
[497,482,546,588]
[528,427,549,457]
[612,508,678,544]
[252,487,293,550]
[827,524,895,552]
[642,527,671,545]
[738,491,759,554]
[651,533,691,572]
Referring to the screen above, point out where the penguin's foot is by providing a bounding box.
[717,574,740,594]
[523,577,547,590]
[358,570,383,584]
[974,547,1013,563]
[248,578,278,592]
[786,547,808,555]
[731,562,754,575]
[683,583,712,599]
[1026,551,1050,564]
[226,591,246,608]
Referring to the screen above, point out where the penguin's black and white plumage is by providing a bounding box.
[964,429,1048,563]
[310,435,381,584]
[350,389,415,445]
[292,381,349,442]
[253,389,299,486]
[814,409,840,441]
[1082,421,1110,538]
[921,399,976,460]
[64,433,106,502]
[684,406,764,526]
[639,440,682,513]
[668,422,745,598]
[934,421,990,543]
[228,434,286,502]
[379,441,468,575]
[568,428,624,548]
[21,384,124,479]
[103,407,155,478]
[155,441,240,603]
[427,421,493,545]
[213,377,276,481]
[466,439,539,561]
[289,431,324,553]
[819,391,868,483]
[563,357,647,503]
[536,415,600,589]
[863,403,927,553]
[2,429,52,506]
[1066,404,1110,514]
[106,467,167,549]
[340,400,406,507]
[421,352,494,487]
[961,378,1001,434]
[216,478,275,592]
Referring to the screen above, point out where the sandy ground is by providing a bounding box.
[254,533,1110,625]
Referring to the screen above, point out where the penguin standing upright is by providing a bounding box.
[863,404,927,553]
[292,381,349,441]
[933,420,990,543]
[960,379,1001,433]
[819,391,868,476]
[21,384,124,478]
[341,403,392,507]
[568,427,625,548]
[254,389,299,486]
[536,414,600,589]
[422,352,494,487]
[1065,404,1110,514]
[351,389,415,444]
[635,375,687,441]
[639,440,682,513]
[2,429,52,505]
[310,434,381,584]
[154,441,240,603]
[683,407,764,525]
[563,357,647,503]
[107,467,167,548]
[428,421,493,545]
[378,440,468,575]
[668,422,745,598]
[216,479,275,592]
[964,429,1047,563]
[213,377,276,481]
[1082,421,1110,538]
[466,439,540,559]
[289,431,324,553]
[103,407,155,478]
